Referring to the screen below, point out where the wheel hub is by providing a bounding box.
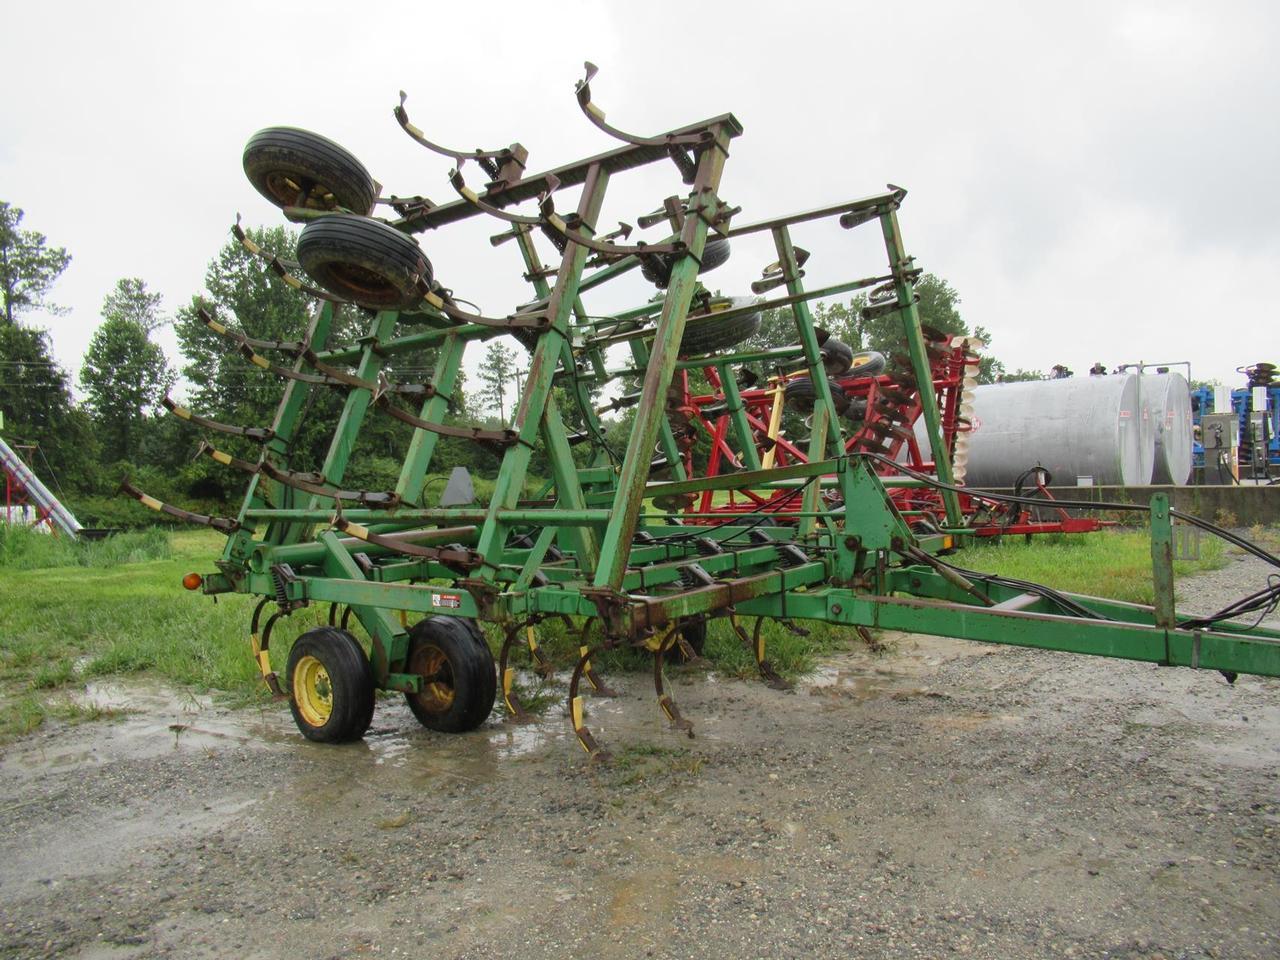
[292,654,333,727]
[408,643,455,714]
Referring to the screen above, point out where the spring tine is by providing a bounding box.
[568,644,611,762]
[573,63,711,151]
[526,626,556,680]
[750,617,792,691]
[395,90,520,167]
[250,599,286,698]
[653,625,694,737]
[119,479,240,533]
[232,216,349,304]
[499,620,536,722]
[578,619,618,697]
[163,396,273,442]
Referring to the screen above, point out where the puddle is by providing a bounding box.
[0,679,291,786]
[803,632,990,701]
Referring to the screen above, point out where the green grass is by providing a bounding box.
[0,528,328,742]
[960,530,1225,605]
[0,524,173,570]
[0,526,1236,742]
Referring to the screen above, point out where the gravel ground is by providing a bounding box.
[1,551,1277,960]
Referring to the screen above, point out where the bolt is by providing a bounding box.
[831,603,843,615]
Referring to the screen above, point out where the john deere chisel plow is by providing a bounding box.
[128,66,1280,756]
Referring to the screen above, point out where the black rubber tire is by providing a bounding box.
[784,377,852,415]
[243,127,376,215]
[641,236,732,288]
[845,350,887,380]
[286,627,375,743]
[297,214,432,310]
[679,296,762,355]
[822,338,854,376]
[404,616,496,733]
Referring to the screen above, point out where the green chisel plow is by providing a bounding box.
[127,65,1280,757]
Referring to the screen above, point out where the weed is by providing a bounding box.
[31,659,75,690]
[607,743,700,786]
[0,695,48,739]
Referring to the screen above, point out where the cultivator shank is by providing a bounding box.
[150,68,1280,751]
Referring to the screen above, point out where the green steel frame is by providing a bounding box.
[152,86,1280,753]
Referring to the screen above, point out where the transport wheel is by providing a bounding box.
[243,127,376,215]
[784,376,851,415]
[847,350,887,379]
[641,236,731,288]
[286,627,375,743]
[404,616,497,733]
[297,213,432,310]
[821,337,854,376]
[679,296,762,355]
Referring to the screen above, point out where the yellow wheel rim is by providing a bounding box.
[408,643,455,714]
[293,654,333,728]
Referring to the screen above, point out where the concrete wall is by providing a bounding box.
[977,484,1278,527]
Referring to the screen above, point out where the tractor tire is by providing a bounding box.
[679,296,761,356]
[641,236,732,288]
[243,127,376,215]
[297,214,431,310]
[846,350,887,380]
[286,627,376,743]
[404,616,497,733]
[784,376,851,415]
[821,337,854,376]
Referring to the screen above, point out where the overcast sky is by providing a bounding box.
[3,1,1276,398]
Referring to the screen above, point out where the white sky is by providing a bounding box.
[2,0,1277,395]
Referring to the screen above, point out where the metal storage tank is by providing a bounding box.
[950,374,1155,488]
[1139,372,1193,484]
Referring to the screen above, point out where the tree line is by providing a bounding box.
[0,203,519,528]
[1,198,1037,528]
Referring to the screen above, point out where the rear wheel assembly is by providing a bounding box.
[297,214,432,310]
[243,126,376,215]
[286,626,376,743]
[404,616,497,733]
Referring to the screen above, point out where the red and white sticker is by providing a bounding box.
[432,593,462,609]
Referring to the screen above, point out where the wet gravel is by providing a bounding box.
[0,553,1277,960]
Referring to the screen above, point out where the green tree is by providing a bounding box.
[477,342,518,421]
[0,202,71,326]
[850,274,1003,382]
[999,368,1045,383]
[175,225,317,420]
[744,275,1008,384]
[100,277,167,334]
[174,226,347,485]
[172,225,423,498]
[80,279,173,462]
[0,323,98,490]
